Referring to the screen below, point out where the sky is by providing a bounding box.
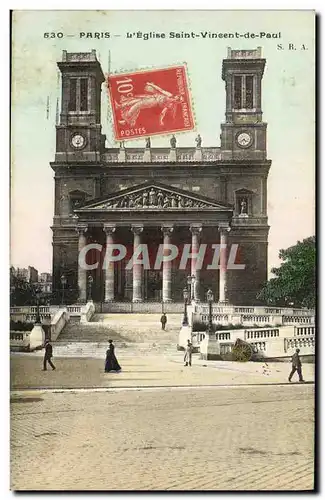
[10,10,315,275]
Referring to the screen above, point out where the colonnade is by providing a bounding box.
[76,223,230,303]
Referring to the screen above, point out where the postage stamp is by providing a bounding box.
[107,65,194,140]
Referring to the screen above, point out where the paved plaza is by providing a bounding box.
[10,353,315,491]
[11,384,314,491]
[10,352,315,390]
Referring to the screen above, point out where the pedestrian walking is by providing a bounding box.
[42,340,56,371]
[288,348,305,382]
[184,339,193,367]
[160,313,167,330]
[105,339,122,373]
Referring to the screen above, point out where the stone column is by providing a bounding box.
[225,74,232,122]
[190,224,202,302]
[104,224,116,302]
[76,225,88,303]
[218,224,231,303]
[131,225,144,302]
[261,177,267,215]
[255,71,262,112]
[161,225,174,303]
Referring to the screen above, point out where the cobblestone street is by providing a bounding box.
[11,384,314,491]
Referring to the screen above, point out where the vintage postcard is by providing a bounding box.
[10,10,315,492]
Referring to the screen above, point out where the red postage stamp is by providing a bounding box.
[107,66,194,141]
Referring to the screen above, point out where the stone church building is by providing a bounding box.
[51,47,271,307]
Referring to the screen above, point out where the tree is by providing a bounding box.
[10,274,40,306]
[257,236,315,308]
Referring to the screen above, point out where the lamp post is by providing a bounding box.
[35,291,41,324]
[182,286,189,326]
[187,274,196,302]
[206,289,214,334]
[88,274,94,301]
[60,274,67,306]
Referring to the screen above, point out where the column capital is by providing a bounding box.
[161,225,174,236]
[190,224,202,235]
[131,225,143,235]
[76,224,88,235]
[103,224,116,235]
[218,223,231,234]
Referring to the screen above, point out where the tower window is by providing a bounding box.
[68,79,77,111]
[234,76,242,109]
[80,78,88,111]
[245,76,254,109]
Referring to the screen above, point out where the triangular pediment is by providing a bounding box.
[75,182,233,212]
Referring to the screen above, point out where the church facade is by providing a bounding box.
[51,48,271,306]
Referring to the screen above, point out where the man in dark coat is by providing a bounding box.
[288,348,304,382]
[42,340,56,371]
[160,313,167,330]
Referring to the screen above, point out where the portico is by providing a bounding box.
[74,182,233,304]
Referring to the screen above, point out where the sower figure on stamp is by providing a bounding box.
[288,348,305,382]
[184,339,193,367]
[116,83,181,127]
[105,339,122,373]
[42,340,56,371]
[160,313,167,330]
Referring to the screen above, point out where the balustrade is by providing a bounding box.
[295,326,315,336]
[284,336,315,352]
[251,341,267,351]
[245,329,279,340]
[218,332,231,340]
[101,147,222,164]
[242,315,270,323]
[283,316,312,324]
[220,343,233,354]
[30,306,50,314]
[67,305,82,313]
[234,307,255,313]
[10,332,25,341]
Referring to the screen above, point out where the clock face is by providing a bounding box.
[237,132,252,148]
[71,134,85,149]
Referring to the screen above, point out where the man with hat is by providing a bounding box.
[288,348,304,382]
[42,340,56,371]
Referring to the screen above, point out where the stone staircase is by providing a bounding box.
[54,313,182,358]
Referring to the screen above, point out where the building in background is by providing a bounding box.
[28,266,38,283]
[14,266,39,283]
[38,273,53,295]
[40,272,52,283]
[11,267,52,295]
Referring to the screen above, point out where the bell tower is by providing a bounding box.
[55,49,106,163]
[220,47,267,161]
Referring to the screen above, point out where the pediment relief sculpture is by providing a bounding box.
[89,186,220,211]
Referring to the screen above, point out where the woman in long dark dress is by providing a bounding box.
[105,339,121,372]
